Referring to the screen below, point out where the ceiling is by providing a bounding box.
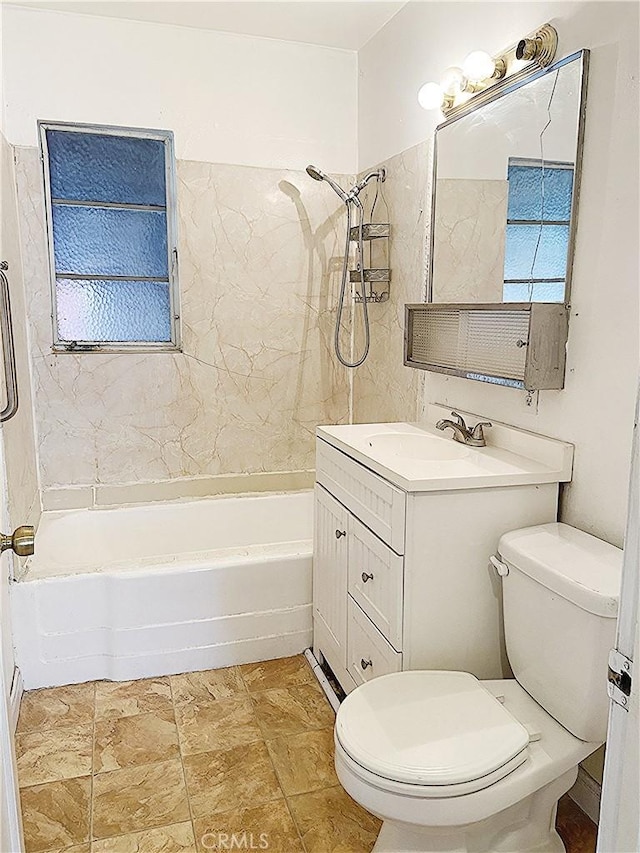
[4,0,407,50]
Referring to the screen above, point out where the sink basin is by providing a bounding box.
[317,417,574,493]
[366,433,470,461]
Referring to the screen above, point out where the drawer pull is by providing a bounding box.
[361,571,374,583]
[360,658,373,670]
[335,529,346,539]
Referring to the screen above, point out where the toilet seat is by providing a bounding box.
[335,671,531,796]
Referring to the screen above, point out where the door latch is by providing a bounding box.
[607,648,632,709]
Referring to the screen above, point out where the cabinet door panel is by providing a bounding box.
[348,516,403,650]
[316,440,405,553]
[313,485,349,671]
[347,596,402,687]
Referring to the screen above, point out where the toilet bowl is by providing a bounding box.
[334,524,622,853]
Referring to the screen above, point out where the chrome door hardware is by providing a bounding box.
[0,526,35,557]
[607,648,632,709]
[335,529,346,539]
[361,572,374,583]
[0,261,19,423]
[360,658,372,670]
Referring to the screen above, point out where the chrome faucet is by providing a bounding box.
[435,411,492,447]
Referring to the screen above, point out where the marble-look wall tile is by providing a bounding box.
[353,142,430,424]
[14,148,352,490]
[0,133,40,529]
[432,178,508,303]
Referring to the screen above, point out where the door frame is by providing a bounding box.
[597,381,639,852]
[0,433,23,852]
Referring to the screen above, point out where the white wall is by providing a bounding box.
[359,1,639,551]
[359,1,596,170]
[1,4,357,173]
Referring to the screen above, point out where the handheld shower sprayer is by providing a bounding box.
[305,165,385,203]
[305,165,386,368]
[305,165,349,202]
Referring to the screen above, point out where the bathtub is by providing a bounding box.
[11,491,313,689]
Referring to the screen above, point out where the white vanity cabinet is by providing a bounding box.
[312,415,572,695]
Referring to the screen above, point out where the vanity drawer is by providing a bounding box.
[347,596,402,686]
[348,515,403,650]
[316,438,406,553]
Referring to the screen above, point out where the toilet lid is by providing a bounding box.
[335,671,530,787]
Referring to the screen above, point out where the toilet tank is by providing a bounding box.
[498,523,622,743]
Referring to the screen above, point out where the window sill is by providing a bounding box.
[51,343,182,355]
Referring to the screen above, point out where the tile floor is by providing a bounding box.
[15,654,597,853]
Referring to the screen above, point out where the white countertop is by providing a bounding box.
[317,407,574,493]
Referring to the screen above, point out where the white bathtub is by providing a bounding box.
[11,491,313,689]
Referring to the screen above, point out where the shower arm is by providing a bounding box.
[346,169,386,202]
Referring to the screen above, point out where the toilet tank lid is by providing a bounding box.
[498,523,622,617]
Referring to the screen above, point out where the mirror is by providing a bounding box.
[429,51,588,306]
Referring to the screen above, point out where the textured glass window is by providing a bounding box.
[503,159,573,304]
[41,124,178,349]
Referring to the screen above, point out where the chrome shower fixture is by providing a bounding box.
[351,169,386,199]
[305,165,349,201]
[305,166,385,204]
[305,164,389,369]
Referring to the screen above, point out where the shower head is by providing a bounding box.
[305,164,349,202]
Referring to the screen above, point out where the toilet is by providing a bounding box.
[334,523,622,853]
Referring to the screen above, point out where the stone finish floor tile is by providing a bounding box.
[170,666,246,704]
[91,821,197,852]
[20,776,91,853]
[15,659,599,853]
[288,784,381,853]
[94,707,180,772]
[251,683,335,740]
[557,794,597,853]
[267,727,338,796]
[92,759,190,840]
[17,683,95,734]
[183,740,282,817]
[174,694,262,756]
[193,800,304,853]
[240,655,315,693]
[94,677,172,721]
[16,724,93,788]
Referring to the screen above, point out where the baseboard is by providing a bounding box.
[568,766,601,824]
[8,666,23,733]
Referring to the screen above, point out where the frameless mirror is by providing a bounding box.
[429,51,588,306]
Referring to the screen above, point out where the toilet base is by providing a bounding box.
[369,770,577,853]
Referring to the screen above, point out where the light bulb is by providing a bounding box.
[440,66,466,97]
[417,81,444,110]
[462,50,496,82]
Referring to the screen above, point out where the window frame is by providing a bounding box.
[502,156,574,303]
[39,120,181,353]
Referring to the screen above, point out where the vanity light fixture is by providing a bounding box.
[418,23,558,115]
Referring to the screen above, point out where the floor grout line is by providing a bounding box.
[88,819,196,849]
[15,658,599,853]
[89,681,96,846]
[167,672,200,851]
